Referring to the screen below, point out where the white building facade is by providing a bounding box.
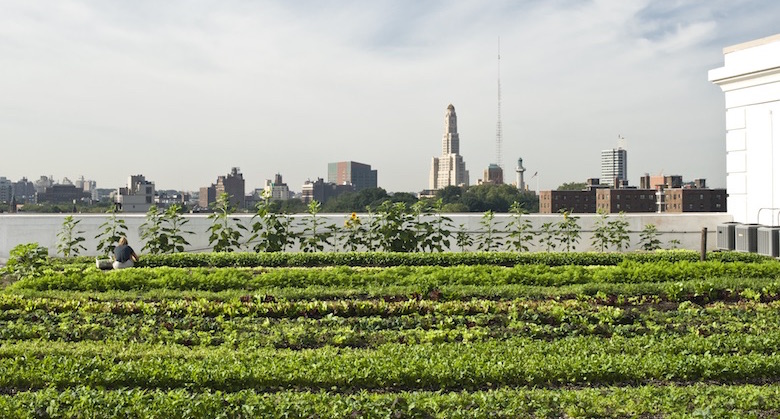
[600,147,627,187]
[430,104,469,189]
[116,175,155,213]
[264,174,292,201]
[710,33,780,224]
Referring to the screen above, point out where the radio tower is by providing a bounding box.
[495,37,503,169]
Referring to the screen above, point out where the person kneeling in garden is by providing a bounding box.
[113,237,139,269]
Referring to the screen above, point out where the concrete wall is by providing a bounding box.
[710,33,780,224]
[0,213,733,262]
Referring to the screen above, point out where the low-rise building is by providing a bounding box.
[301,178,353,204]
[595,189,656,213]
[664,188,727,212]
[264,174,292,201]
[198,185,216,209]
[539,190,597,213]
[37,184,91,204]
[116,175,155,213]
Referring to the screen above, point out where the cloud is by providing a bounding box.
[0,0,779,193]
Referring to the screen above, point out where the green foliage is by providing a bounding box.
[141,205,194,254]
[139,206,164,254]
[5,245,780,418]
[557,181,588,191]
[298,201,336,253]
[639,224,663,251]
[19,260,780,292]
[607,212,631,251]
[592,211,631,252]
[321,187,392,213]
[259,198,308,214]
[18,202,114,213]
[340,212,366,252]
[461,184,538,212]
[162,204,193,253]
[207,193,246,252]
[476,210,503,251]
[56,216,86,257]
[455,224,473,252]
[0,382,780,418]
[539,222,557,252]
[94,207,128,257]
[435,185,464,205]
[2,243,49,280]
[4,334,780,393]
[372,201,417,252]
[506,201,533,252]
[250,193,296,252]
[45,249,766,269]
[360,207,381,252]
[556,210,581,252]
[421,199,454,252]
[591,210,611,252]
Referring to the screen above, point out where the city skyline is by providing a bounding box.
[2,1,779,192]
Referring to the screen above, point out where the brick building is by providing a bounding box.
[595,189,656,213]
[664,189,727,212]
[539,190,597,213]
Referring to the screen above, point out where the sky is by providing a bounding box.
[1,0,779,194]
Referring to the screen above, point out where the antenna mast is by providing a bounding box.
[495,37,503,169]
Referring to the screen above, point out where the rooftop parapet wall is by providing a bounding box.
[0,213,733,262]
[710,33,780,224]
[709,34,780,83]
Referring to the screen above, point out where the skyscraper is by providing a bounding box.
[216,167,246,209]
[327,161,378,191]
[601,147,627,187]
[430,104,469,189]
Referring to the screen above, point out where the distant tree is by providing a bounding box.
[388,192,418,206]
[322,188,392,213]
[269,199,307,214]
[436,185,464,205]
[461,184,525,213]
[557,182,587,191]
[18,202,112,213]
[516,191,539,213]
[441,202,469,213]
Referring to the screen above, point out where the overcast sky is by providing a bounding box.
[1,0,779,193]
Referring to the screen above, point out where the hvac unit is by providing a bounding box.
[757,226,780,257]
[716,222,738,251]
[735,224,760,253]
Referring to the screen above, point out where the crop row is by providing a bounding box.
[58,250,769,268]
[1,335,780,392]
[12,260,780,292]
[10,275,780,305]
[3,284,780,319]
[0,301,778,348]
[1,384,779,418]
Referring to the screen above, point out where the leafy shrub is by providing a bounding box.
[57,216,86,257]
[208,193,246,252]
[2,243,49,281]
[140,204,193,254]
[95,207,128,257]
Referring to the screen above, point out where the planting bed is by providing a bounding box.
[1,251,780,417]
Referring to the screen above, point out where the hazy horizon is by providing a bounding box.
[2,1,779,193]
